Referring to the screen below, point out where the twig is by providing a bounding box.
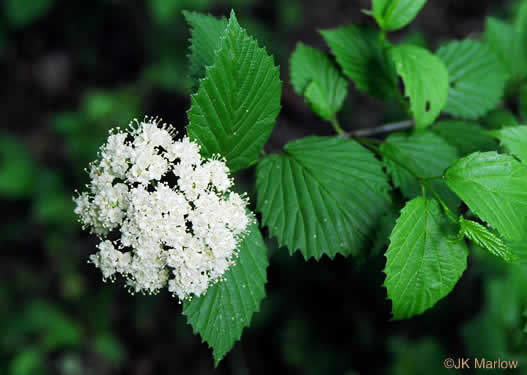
[343,119,414,138]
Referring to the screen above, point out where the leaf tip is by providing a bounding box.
[228,9,239,26]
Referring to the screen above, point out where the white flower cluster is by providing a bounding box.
[74,118,250,300]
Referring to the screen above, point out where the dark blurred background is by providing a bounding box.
[1,0,527,374]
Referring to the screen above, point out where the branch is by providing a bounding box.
[343,119,414,138]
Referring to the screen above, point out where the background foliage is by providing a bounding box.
[1,0,527,374]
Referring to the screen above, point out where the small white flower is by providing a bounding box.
[203,159,232,192]
[73,117,250,300]
[102,133,132,177]
[89,240,130,279]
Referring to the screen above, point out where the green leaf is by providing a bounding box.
[517,1,527,57]
[371,0,427,31]
[150,0,211,26]
[384,197,468,320]
[518,85,527,123]
[372,200,402,257]
[380,131,460,211]
[320,25,396,98]
[186,12,281,173]
[459,217,518,263]
[517,1,527,33]
[23,300,82,350]
[401,31,428,48]
[256,136,391,260]
[445,152,527,241]
[9,349,43,375]
[486,17,527,82]
[388,337,447,375]
[436,40,507,119]
[0,135,37,198]
[489,125,527,163]
[463,266,527,358]
[289,43,348,121]
[390,45,449,129]
[507,239,527,265]
[480,108,519,130]
[93,333,126,365]
[183,11,228,91]
[519,84,527,122]
[183,219,268,365]
[33,170,76,227]
[431,120,497,156]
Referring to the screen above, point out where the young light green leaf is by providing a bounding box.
[384,197,468,320]
[380,131,459,211]
[256,136,391,260]
[289,43,348,121]
[445,152,527,241]
[436,40,507,119]
[480,108,519,130]
[459,217,518,263]
[371,0,427,31]
[183,219,268,366]
[187,12,281,173]
[320,24,396,98]
[489,126,527,163]
[431,120,497,156]
[183,11,228,91]
[304,81,347,121]
[486,18,527,83]
[390,45,449,129]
